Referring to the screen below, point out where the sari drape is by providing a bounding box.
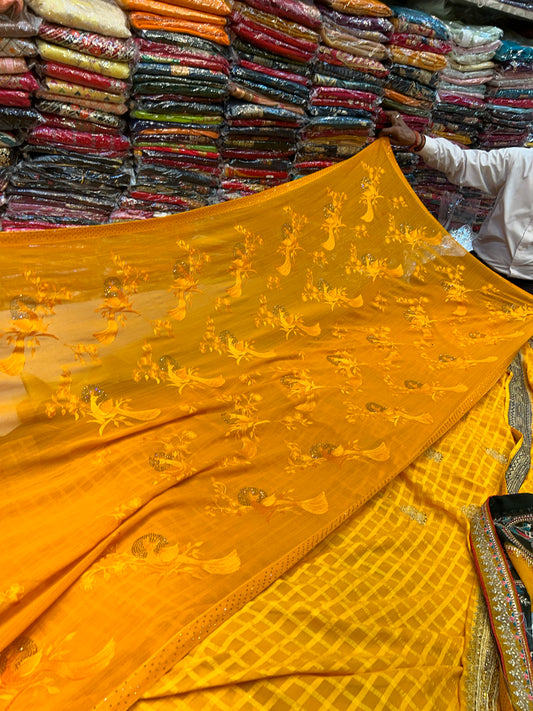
[1,137,533,710]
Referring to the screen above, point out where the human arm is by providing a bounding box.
[379,111,511,196]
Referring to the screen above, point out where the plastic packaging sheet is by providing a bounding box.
[39,77,127,104]
[136,28,228,54]
[230,65,308,100]
[317,0,393,17]
[0,56,27,73]
[36,91,128,114]
[136,38,230,71]
[389,6,449,39]
[0,37,37,57]
[318,6,392,34]
[495,40,533,63]
[390,45,448,71]
[0,105,41,129]
[129,13,230,45]
[0,129,19,146]
[313,58,382,86]
[40,61,129,94]
[231,2,320,43]
[124,0,232,14]
[444,20,502,49]
[40,112,122,134]
[389,32,451,54]
[27,126,131,153]
[312,72,382,93]
[242,0,321,29]
[225,100,304,122]
[136,61,227,84]
[131,97,224,114]
[133,78,228,99]
[228,80,306,113]
[0,88,31,105]
[0,6,41,38]
[117,0,228,24]
[385,72,437,101]
[391,62,439,87]
[38,21,139,63]
[36,40,132,79]
[316,46,389,77]
[26,0,131,38]
[0,71,38,90]
[231,35,310,70]
[236,57,309,86]
[36,99,127,130]
[320,24,390,59]
[230,20,315,61]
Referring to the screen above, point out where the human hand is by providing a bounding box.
[379,111,418,147]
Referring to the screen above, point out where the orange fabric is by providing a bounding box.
[118,0,228,25]
[129,11,230,44]
[1,138,533,711]
[120,0,231,15]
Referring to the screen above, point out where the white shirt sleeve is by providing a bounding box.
[418,136,512,197]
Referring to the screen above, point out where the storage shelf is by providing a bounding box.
[454,0,533,22]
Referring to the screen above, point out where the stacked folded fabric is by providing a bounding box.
[115,0,231,219]
[222,0,319,198]
[380,7,454,222]
[432,20,502,148]
[480,39,533,150]
[0,1,41,216]
[4,0,134,230]
[296,0,391,175]
[382,6,449,128]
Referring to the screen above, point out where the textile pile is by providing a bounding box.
[0,0,40,215]
[4,0,134,230]
[115,0,231,219]
[482,38,533,150]
[221,0,318,199]
[381,7,450,219]
[295,0,390,176]
[435,20,502,148]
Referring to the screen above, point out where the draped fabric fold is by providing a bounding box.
[1,137,533,711]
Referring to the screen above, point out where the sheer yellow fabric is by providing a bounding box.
[131,352,526,710]
[1,138,533,711]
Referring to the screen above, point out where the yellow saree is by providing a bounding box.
[1,137,533,710]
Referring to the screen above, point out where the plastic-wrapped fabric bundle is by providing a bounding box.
[0,0,42,223]
[317,0,392,17]
[5,146,132,228]
[26,0,131,38]
[129,12,230,45]
[230,1,319,62]
[118,2,230,220]
[382,10,448,147]
[218,0,315,201]
[294,0,389,178]
[423,21,500,154]
[3,0,134,229]
[477,38,533,151]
